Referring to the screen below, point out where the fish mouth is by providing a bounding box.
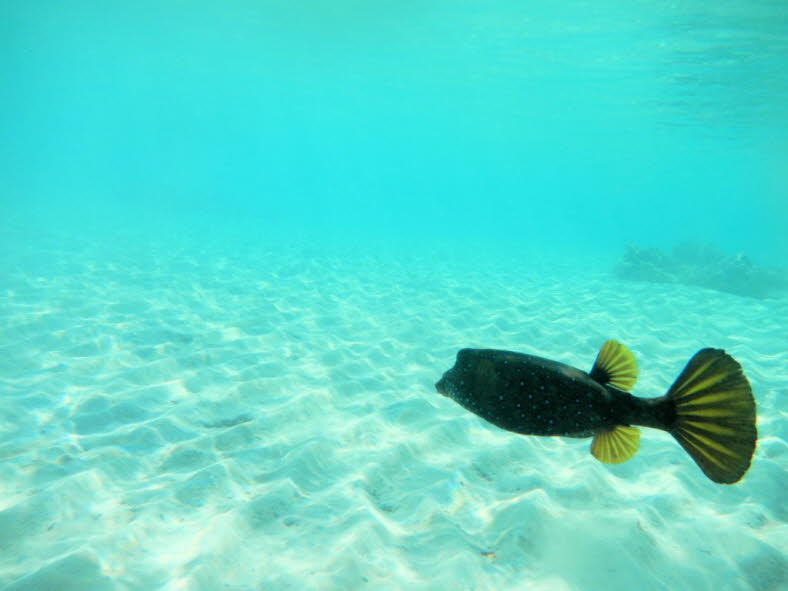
[435,376,447,396]
[435,372,453,397]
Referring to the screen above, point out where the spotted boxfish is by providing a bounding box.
[435,341,757,484]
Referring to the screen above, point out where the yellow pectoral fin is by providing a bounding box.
[591,426,641,464]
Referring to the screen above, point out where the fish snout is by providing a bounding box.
[435,374,449,396]
[435,369,455,397]
[435,376,448,396]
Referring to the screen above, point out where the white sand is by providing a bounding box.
[0,239,785,591]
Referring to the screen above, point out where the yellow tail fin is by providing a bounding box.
[667,349,757,484]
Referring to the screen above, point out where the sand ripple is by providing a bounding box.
[0,243,785,590]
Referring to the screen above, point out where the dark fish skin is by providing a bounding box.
[435,349,673,437]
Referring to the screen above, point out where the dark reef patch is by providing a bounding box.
[615,243,788,299]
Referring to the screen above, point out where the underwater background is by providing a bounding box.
[1,1,786,590]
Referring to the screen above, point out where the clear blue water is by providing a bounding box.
[1,2,787,590]
[3,0,787,261]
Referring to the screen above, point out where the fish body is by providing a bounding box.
[436,348,669,438]
[435,341,757,484]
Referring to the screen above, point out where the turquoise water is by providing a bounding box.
[1,2,787,590]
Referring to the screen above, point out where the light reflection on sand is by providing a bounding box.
[0,244,785,590]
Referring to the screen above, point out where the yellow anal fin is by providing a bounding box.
[589,340,638,391]
[591,426,641,464]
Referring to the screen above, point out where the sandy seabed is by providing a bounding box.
[0,239,785,591]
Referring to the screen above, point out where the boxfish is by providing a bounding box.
[435,341,757,484]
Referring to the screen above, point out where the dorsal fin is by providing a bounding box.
[591,426,641,464]
[589,340,638,391]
